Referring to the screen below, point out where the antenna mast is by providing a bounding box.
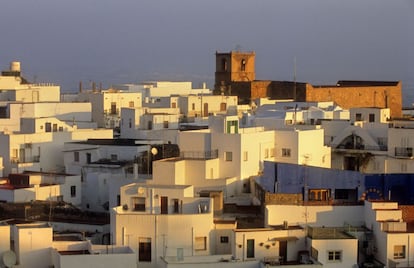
[293,56,297,101]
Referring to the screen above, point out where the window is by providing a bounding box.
[70,186,76,197]
[129,101,134,107]
[86,153,91,164]
[335,189,349,200]
[111,154,118,161]
[171,102,177,108]
[117,195,120,206]
[163,121,169,128]
[394,245,406,259]
[220,102,227,111]
[45,122,52,132]
[53,123,58,132]
[147,121,152,130]
[129,118,132,128]
[220,236,229,243]
[225,152,232,161]
[369,113,375,122]
[173,199,180,213]
[110,102,117,114]
[309,189,329,201]
[243,151,248,161]
[282,148,291,157]
[226,120,238,133]
[241,59,246,71]
[192,103,195,111]
[221,58,228,71]
[355,113,362,121]
[139,238,151,262]
[133,197,146,211]
[74,152,79,162]
[195,237,207,251]
[327,251,341,262]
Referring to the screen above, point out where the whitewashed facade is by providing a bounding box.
[111,183,214,268]
[78,89,142,129]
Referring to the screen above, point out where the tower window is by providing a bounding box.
[241,59,246,71]
[221,58,228,71]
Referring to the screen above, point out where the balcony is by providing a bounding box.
[10,155,40,164]
[395,147,413,158]
[180,149,218,160]
[332,144,387,152]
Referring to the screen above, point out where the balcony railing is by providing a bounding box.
[332,144,387,151]
[10,155,40,164]
[395,147,413,158]
[180,149,218,160]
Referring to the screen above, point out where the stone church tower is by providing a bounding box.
[214,51,255,95]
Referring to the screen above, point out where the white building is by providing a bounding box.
[178,94,238,119]
[0,171,81,205]
[63,139,152,212]
[120,107,180,143]
[323,107,414,174]
[111,183,214,268]
[252,101,349,130]
[0,62,60,103]
[156,115,331,198]
[77,89,142,129]
[0,124,113,176]
[114,81,211,99]
[2,222,136,268]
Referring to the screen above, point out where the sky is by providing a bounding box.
[1,0,413,104]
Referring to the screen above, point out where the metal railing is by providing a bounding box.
[395,147,413,158]
[332,144,387,151]
[180,149,218,160]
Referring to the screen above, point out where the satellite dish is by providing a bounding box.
[2,250,17,268]
[151,147,158,155]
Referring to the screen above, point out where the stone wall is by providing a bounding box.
[306,82,402,118]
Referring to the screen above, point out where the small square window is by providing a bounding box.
[327,250,341,262]
[74,152,79,162]
[282,148,291,157]
[220,236,229,243]
[225,152,232,161]
[394,245,406,259]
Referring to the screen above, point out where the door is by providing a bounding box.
[279,240,287,263]
[203,103,209,117]
[161,196,168,214]
[246,239,255,258]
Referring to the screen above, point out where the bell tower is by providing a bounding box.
[214,51,255,95]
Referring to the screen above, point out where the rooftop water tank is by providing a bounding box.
[10,61,21,72]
